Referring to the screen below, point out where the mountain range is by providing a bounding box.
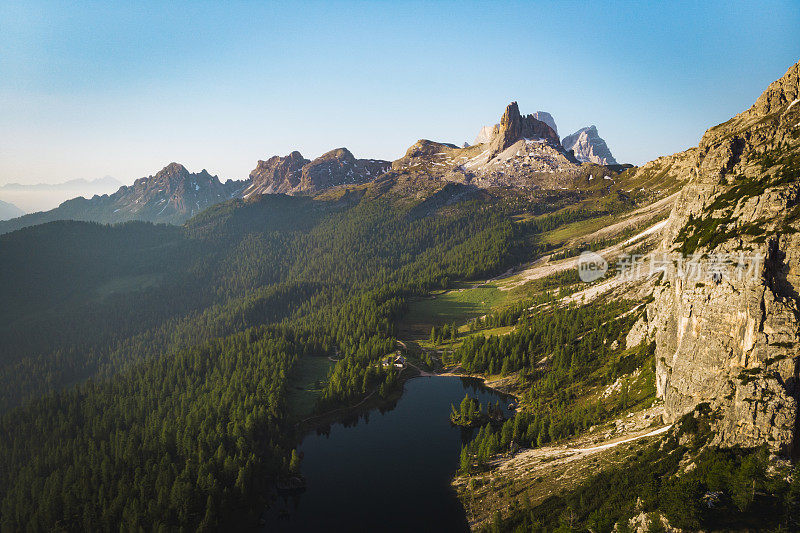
[0,176,122,192]
[1,59,799,532]
[0,200,25,221]
[243,147,390,196]
[0,105,619,235]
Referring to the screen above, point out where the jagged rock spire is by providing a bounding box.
[488,102,561,156]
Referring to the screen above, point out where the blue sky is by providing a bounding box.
[1,0,798,184]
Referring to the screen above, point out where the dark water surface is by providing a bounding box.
[266,376,510,532]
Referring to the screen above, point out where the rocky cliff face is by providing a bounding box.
[531,111,558,137]
[488,102,561,157]
[474,125,496,145]
[561,125,618,165]
[636,61,800,454]
[474,109,558,145]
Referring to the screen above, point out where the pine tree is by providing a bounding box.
[459,446,470,474]
[289,449,301,474]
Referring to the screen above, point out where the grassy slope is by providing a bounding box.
[285,355,335,418]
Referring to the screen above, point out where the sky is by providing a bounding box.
[1,0,798,186]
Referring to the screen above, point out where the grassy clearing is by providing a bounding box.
[538,213,616,245]
[416,325,517,353]
[286,355,334,418]
[405,283,507,327]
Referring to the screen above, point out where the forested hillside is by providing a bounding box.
[0,186,557,530]
[0,117,704,529]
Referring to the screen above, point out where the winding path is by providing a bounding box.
[572,424,672,453]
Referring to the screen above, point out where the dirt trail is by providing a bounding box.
[501,220,666,290]
[497,191,677,290]
[578,191,677,245]
[573,424,671,452]
[499,423,672,475]
[456,406,671,530]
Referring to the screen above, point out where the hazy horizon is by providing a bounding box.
[2,1,799,185]
[0,175,124,212]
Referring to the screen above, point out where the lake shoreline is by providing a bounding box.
[436,369,521,406]
[264,374,511,532]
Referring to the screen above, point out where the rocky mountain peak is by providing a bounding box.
[298,148,389,192]
[245,148,390,197]
[474,110,559,146]
[700,61,800,150]
[154,162,190,181]
[315,147,356,163]
[0,161,245,233]
[751,61,799,117]
[488,102,561,156]
[531,111,558,137]
[246,151,309,195]
[561,126,617,165]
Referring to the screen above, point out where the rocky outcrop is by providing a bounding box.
[390,103,603,191]
[562,126,618,165]
[489,102,561,157]
[298,148,389,192]
[244,148,389,197]
[390,133,583,191]
[392,139,460,169]
[641,60,800,454]
[244,151,308,195]
[474,110,558,145]
[620,511,682,532]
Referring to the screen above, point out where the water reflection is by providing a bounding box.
[263,376,510,532]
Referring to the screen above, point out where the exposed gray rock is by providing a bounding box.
[391,103,586,191]
[475,110,558,145]
[648,60,800,454]
[625,314,651,349]
[531,111,558,137]
[244,148,390,197]
[298,148,390,192]
[244,151,308,195]
[562,125,618,165]
[619,511,682,532]
[474,124,497,145]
